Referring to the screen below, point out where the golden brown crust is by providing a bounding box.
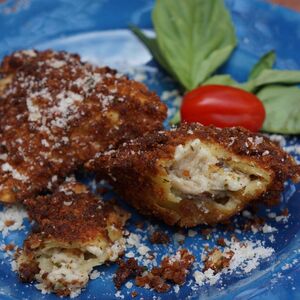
[0,49,167,203]
[87,123,300,227]
[23,181,129,245]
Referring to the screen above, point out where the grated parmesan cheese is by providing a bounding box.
[0,205,28,237]
[194,239,274,286]
[1,163,28,182]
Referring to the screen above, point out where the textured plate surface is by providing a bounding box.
[0,0,300,299]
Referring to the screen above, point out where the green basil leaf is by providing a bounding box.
[129,25,175,78]
[246,69,300,93]
[257,85,300,134]
[152,0,237,91]
[248,50,276,80]
[202,74,240,87]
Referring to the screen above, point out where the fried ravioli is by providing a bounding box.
[16,180,130,297]
[0,50,167,203]
[87,123,300,227]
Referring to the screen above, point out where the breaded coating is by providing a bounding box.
[0,50,167,203]
[16,180,130,297]
[87,123,300,227]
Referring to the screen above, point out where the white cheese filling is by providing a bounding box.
[168,139,251,201]
[34,239,125,294]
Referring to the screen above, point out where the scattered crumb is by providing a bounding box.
[203,248,234,273]
[131,291,138,298]
[114,258,145,289]
[90,270,101,280]
[216,237,227,247]
[150,231,170,244]
[0,205,28,237]
[136,249,194,293]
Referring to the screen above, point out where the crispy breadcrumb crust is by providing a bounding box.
[16,181,130,294]
[23,182,129,244]
[87,123,300,227]
[0,50,167,203]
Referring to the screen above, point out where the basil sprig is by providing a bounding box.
[131,0,236,91]
[131,0,300,134]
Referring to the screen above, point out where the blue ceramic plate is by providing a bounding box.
[0,0,300,299]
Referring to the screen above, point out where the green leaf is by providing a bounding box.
[202,74,240,87]
[152,0,237,90]
[129,25,175,78]
[169,110,181,125]
[245,69,300,93]
[257,85,300,134]
[253,69,300,88]
[249,50,276,80]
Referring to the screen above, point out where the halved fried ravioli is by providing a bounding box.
[0,49,167,203]
[87,123,300,227]
[16,180,130,296]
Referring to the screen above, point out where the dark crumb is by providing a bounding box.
[154,249,195,284]
[56,289,71,297]
[216,237,226,247]
[135,221,145,229]
[131,291,138,298]
[243,216,265,231]
[18,260,40,282]
[281,208,289,216]
[203,248,234,273]
[147,252,155,261]
[4,219,15,227]
[114,258,145,289]
[136,273,170,293]
[149,231,170,244]
[230,234,240,242]
[4,243,15,251]
[136,249,194,293]
[239,242,248,248]
[201,228,212,239]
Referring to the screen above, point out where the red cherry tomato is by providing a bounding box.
[181,85,266,132]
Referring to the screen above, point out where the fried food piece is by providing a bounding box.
[16,180,130,297]
[0,49,167,203]
[87,123,300,227]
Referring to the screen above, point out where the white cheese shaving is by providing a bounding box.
[1,163,28,182]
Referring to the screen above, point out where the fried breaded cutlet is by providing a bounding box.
[16,180,130,297]
[87,123,300,227]
[0,49,167,203]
